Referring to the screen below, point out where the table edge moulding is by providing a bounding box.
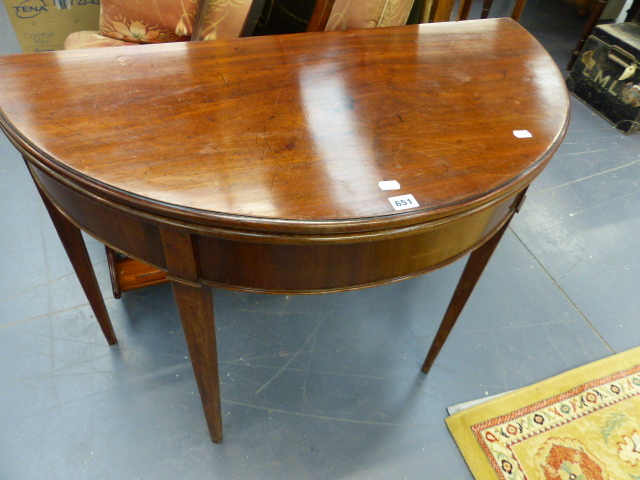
[0,18,570,443]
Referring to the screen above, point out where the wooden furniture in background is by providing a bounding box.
[307,0,336,30]
[420,0,457,22]
[626,0,640,21]
[567,0,610,69]
[0,19,569,443]
[422,0,527,23]
[564,0,596,15]
[457,0,528,21]
[308,0,413,31]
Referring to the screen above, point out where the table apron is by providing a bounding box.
[29,161,522,294]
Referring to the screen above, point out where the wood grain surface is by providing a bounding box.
[0,19,569,234]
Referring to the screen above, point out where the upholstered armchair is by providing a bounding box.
[309,0,526,31]
[308,0,414,31]
[64,0,263,49]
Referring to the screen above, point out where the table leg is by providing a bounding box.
[457,0,473,20]
[160,228,222,442]
[307,0,337,31]
[626,0,640,21]
[429,0,457,22]
[480,0,493,18]
[171,281,222,443]
[511,0,527,21]
[32,179,117,345]
[421,218,510,374]
[567,0,609,71]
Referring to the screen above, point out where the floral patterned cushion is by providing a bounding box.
[64,31,141,49]
[325,0,414,31]
[199,0,255,40]
[97,0,195,44]
[65,0,254,49]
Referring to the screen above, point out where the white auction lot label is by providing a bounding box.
[388,194,419,211]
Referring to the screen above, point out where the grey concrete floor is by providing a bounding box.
[1,1,639,479]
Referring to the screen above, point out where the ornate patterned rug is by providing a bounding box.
[446,346,640,480]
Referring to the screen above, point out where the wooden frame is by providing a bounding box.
[457,0,528,21]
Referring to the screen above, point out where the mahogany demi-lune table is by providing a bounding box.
[0,18,569,442]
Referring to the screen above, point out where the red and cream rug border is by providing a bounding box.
[446,346,640,480]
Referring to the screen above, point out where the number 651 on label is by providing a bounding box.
[388,194,419,211]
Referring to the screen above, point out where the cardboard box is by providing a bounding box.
[3,0,101,53]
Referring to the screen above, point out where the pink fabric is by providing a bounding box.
[325,0,414,31]
[65,0,253,49]
[64,31,140,49]
[99,0,196,43]
[199,0,254,40]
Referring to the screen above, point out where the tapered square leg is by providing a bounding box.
[171,281,223,442]
[33,177,117,345]
[421,219,510,374]
[160,227,223,442]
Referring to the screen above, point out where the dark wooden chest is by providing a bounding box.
[567,22,640,134]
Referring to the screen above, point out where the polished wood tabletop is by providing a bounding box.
[0,18,569,442]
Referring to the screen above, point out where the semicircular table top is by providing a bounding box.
[0,18,568,234]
